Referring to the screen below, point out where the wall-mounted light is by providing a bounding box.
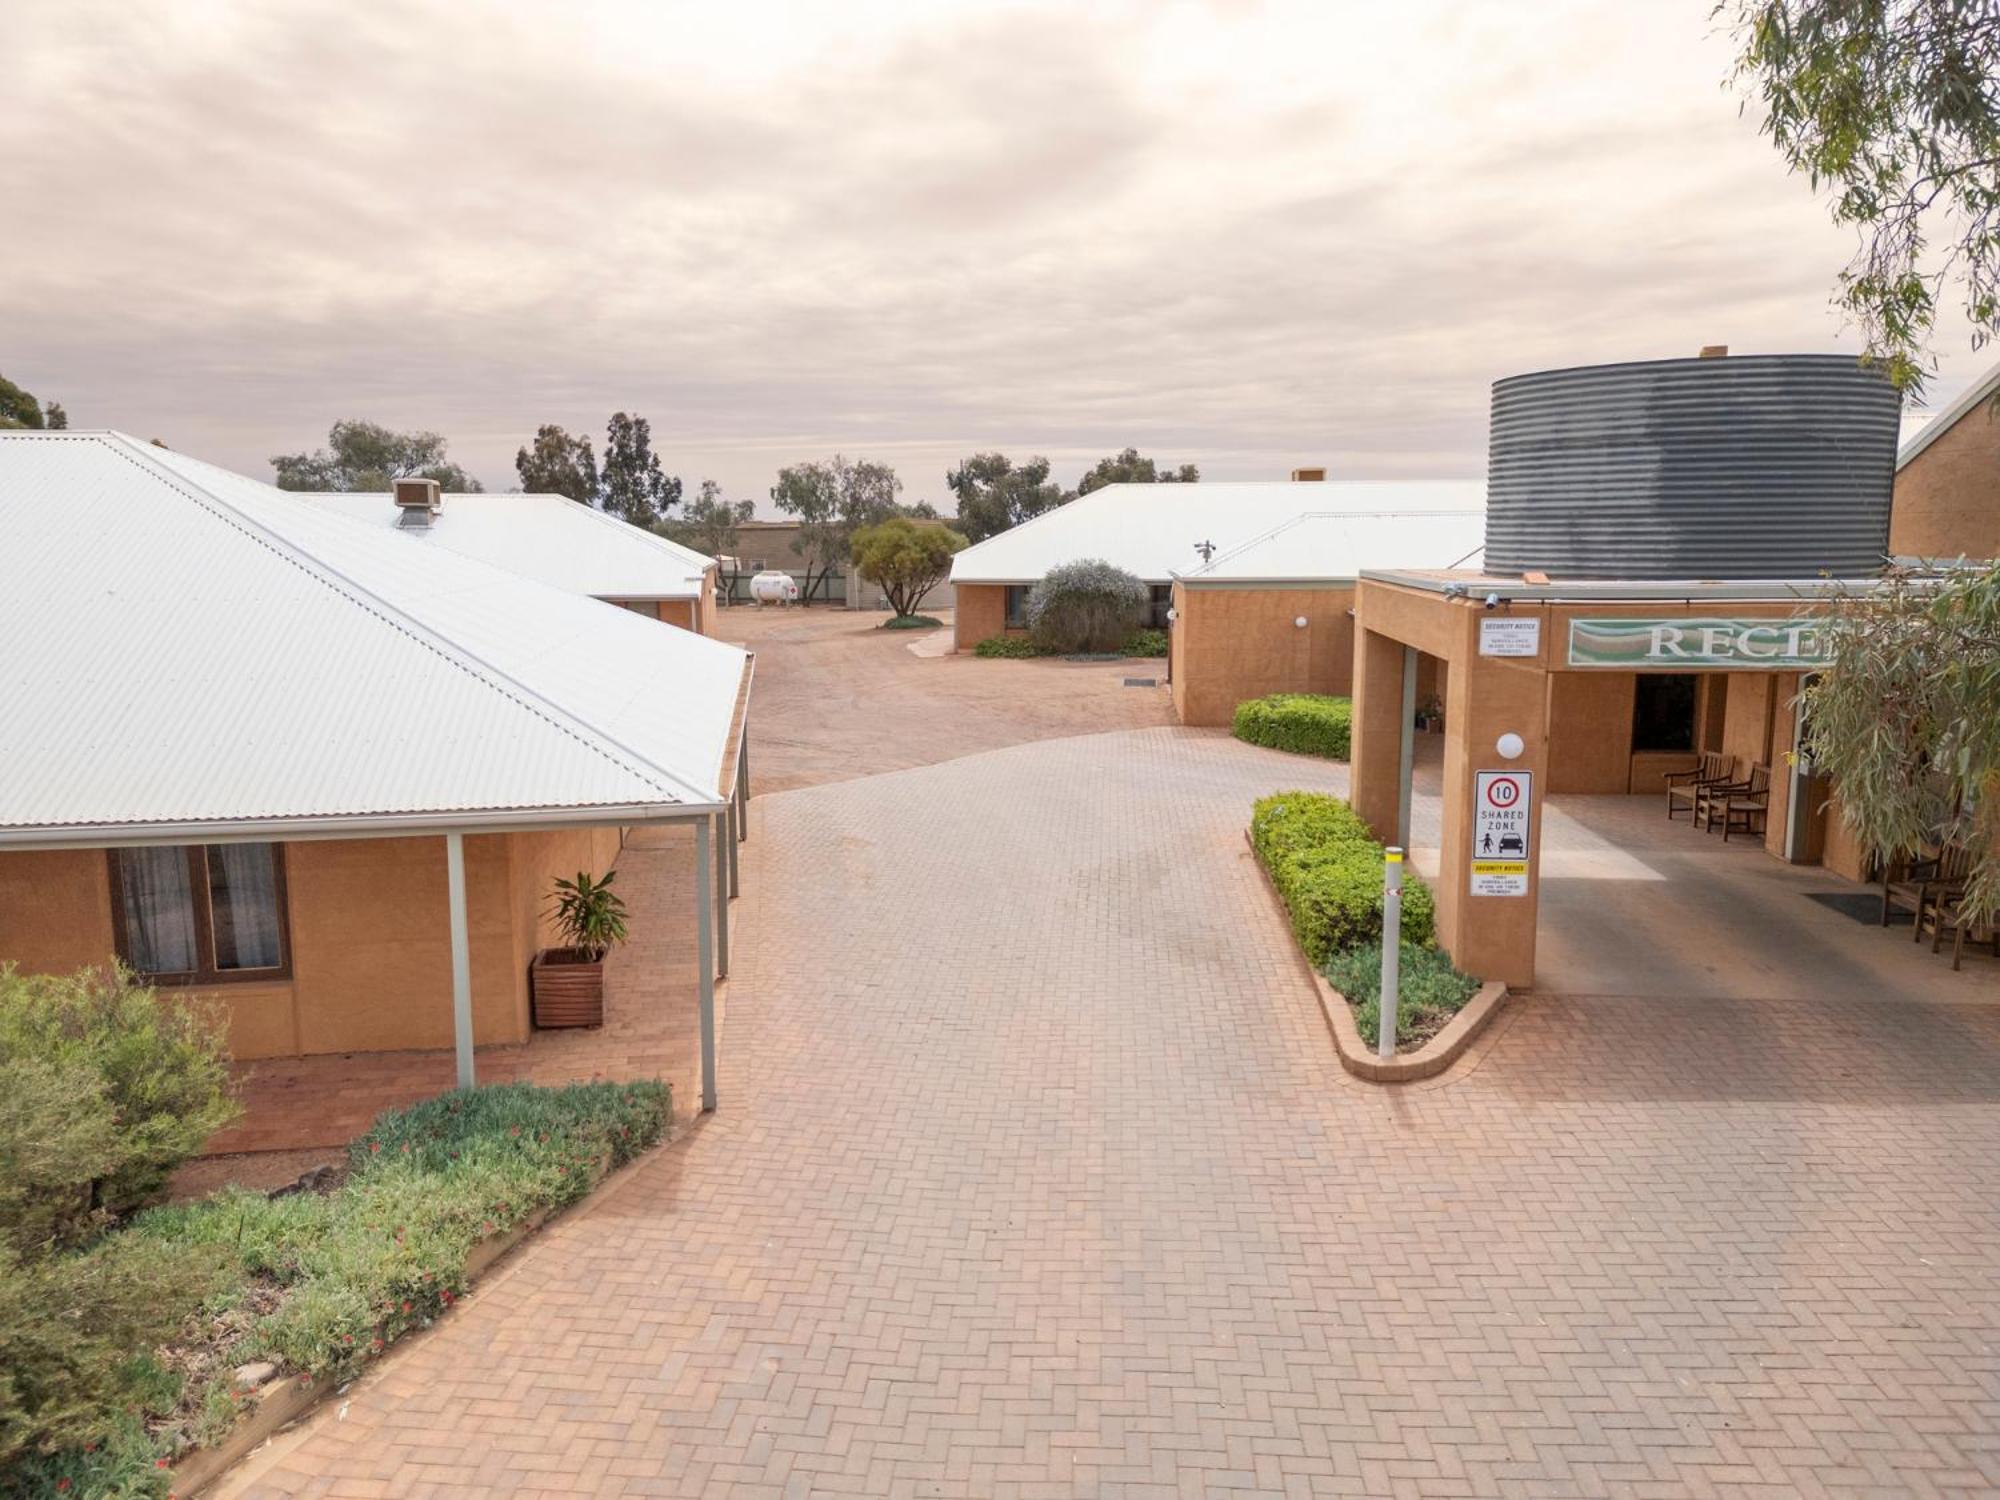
[1496,732,1525,759]
[1165,607,1178,623]
[1294,616,1309,629]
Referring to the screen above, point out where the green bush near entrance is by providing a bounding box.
[1124,628,1168,657]
[1250,792,1434,965]
[1232,694,1352,760]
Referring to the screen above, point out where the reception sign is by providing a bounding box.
[1567,616,1833,670]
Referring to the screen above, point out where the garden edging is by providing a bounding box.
[168,1147,626,1498]
[1244,829,1510,1082]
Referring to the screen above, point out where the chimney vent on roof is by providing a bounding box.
[393,477,441,529]
[1290,466,1327,481]
[1698,344,1729,359]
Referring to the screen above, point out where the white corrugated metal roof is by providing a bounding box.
[0,433,750,843]
[304,489,713,599]
[1180,509,1487,584]
[948,481,1486,584]
[1897,356,2000,468]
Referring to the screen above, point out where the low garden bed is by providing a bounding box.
[1233,694,1352,760]
[879,613,943,631]
[971,628,1166,660]
[1248,793,1506,1078]
[0,965,670,1499]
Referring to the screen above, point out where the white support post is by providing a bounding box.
[737,732,750,841]
[714,810,730,978]
[727,778,741,898]
[695,816,717,1112]
[1397,646,1417,852]
[446,832,475,1089]
[1379,847,1403,1061]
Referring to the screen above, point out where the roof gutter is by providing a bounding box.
[0,799,729,853]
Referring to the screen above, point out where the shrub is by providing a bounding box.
[850,518,966,619]
[1322,942,1480,1050]
[1025,559,1148,653]
[1250,793,1434,965]
[1232,694,1352,760]
[1124,628,1168,657]
[879,613,942,631]
[972,634,1054,659]
[0,966,238,1253]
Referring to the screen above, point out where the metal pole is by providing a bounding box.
[446,832,475,1089]
[727,787,741,897]
[1379,848,1403,1061]
[738,731,750,839]
[714,811,730,978]
[1396,646,1417,851]
[695,816,717,1112]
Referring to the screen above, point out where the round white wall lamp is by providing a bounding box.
[1294,616,1309,628]
[1165,607,1178,622]
[1496,732,1525,759]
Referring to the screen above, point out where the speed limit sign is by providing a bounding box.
[1471,770,1531,896]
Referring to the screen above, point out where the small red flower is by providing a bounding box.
[441,1289,456,1304]
[158,1458,172,1469]
[369,1141,382,1154]
[57,1479,71,1492]
[401,1300,412,1313]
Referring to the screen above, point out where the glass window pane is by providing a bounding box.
[118,847,198,974]
[206,843,282,970]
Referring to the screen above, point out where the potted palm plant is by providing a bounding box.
[530,870,629,1029]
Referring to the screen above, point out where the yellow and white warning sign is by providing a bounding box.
[1470,769,1531,896]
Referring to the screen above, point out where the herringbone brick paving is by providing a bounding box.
[233,728,2000,1499]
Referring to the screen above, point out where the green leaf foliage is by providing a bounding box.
[271,420,484,493]
[1321,941,1480,1051]
[944,453,1071,543]
[1124,628,1169,658]
[546,871,629,960]
[0,966,239,1253]
[1720,1,2000,391]
[1074,447,1200,496]
[879,614,943,631]
[1249,793,1434,965]
[971,634,1057,658]
[1802,561,2000,927]
[1232,694,1353,760]
[850,517,966,618]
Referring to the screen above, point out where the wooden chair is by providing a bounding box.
[1702,763,1771,841]
[1881,843,1972,940]
[1666,752,1734,822]
[1921,887,1999,971]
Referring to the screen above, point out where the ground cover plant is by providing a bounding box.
[1249,792,1434,967]
[1233,694,1352,760]
[880,613,943,631]
[1321,941,1479,1050]
[972,634,1057,658]
[0,991,669,1500]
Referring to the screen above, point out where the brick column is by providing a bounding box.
[1350,627,1406,844]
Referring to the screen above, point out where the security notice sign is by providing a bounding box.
[1470,770,1531,896]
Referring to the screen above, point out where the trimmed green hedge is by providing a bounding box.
[972,634,1055,658]
[1322,941,1478,1049]
[879,613,943,631]
[1232,694,1352,760]
[1250,792,1434,965]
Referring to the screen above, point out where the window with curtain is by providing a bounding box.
[1004,585,1031,629]
[110,844,289,982]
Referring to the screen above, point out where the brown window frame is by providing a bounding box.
[107,843,293,986]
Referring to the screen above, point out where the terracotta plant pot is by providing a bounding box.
[530,947,606,1028]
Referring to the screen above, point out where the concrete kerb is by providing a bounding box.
[1243,828,1513,1084]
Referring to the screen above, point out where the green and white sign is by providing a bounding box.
[1567,616,1833,670]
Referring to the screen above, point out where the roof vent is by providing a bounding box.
[1698,344,1729,359]
[393,477,441,530]
[1290,466,1328,481]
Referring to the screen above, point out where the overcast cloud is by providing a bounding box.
[3,0,1986,509]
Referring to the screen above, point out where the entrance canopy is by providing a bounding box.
[1348,568,1886,988]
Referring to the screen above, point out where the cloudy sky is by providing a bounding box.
[4,0,1988,509]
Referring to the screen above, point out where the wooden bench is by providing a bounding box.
[1665,751,1733,823]
[1882,843,1972,941]
[1700,763,1770,841]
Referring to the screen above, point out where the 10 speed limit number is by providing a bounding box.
[1470,770,1532,896]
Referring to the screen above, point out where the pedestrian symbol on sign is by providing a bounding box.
[1470,770,1532,897]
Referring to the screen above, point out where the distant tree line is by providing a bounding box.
[0,371,67,430]
[947,446,1199,544]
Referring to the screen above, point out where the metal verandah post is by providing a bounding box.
[714,810,730,978]
[695,815,717,1112]
[446,831,475,1089]
[1397,645,1417,851]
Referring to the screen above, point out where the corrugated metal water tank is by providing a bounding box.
[1484,354,1900,578]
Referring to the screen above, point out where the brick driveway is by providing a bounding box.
[234,729,2000,1499]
